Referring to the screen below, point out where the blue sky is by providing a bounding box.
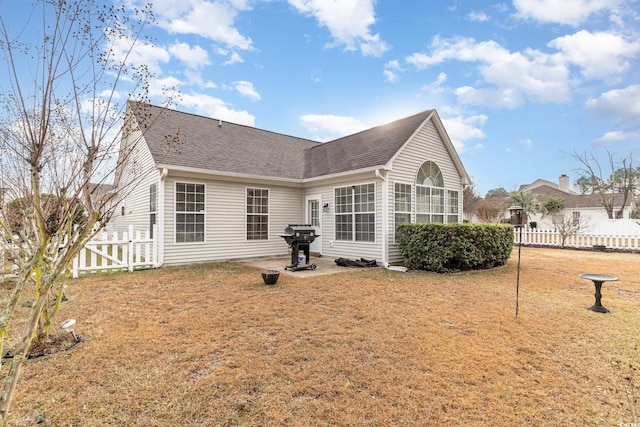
[2,0,639,196]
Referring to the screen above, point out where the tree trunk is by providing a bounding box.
[0,290,48,424]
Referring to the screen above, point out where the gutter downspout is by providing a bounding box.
[156,167,169,267]
[375,168,389,268]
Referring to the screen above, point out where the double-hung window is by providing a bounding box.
[335,183,375,242]
[150,183,157,238]
[447,190,459,223]
[175,183,205,243]
[247,188,269,240]
[394,183,412,241]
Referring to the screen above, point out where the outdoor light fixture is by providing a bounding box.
[60,319,78,342]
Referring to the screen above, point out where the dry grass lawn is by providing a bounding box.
[2,247,640,426]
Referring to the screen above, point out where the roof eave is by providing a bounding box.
[302,165,388,183]
[156,164,304,186]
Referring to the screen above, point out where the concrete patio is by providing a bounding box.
[239,255,382,278]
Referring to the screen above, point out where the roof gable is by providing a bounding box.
[520,178,560,192]
[387,110,470,185]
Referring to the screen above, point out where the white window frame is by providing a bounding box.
[174,181,206,244]
[415,161,446,224]
[150,183,157,239]
[394,182,412,242]
[447,190,460,223]
[334,182,376,243]
[246,187,269,241]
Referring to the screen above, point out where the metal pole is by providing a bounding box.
[516,224,522,317]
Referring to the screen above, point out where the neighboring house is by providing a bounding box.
[519,174,637,230]
[112,102,471,267]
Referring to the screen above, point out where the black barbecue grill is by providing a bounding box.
[280,224,319,271]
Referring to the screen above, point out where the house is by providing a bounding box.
[519,174,637,230]
[112,102,471,267]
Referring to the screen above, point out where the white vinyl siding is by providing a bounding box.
[113,128,160,234]
[386,118,466,264]
[162,178,303,266]
[303,174,383,261]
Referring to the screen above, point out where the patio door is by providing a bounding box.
[306,195,322,254]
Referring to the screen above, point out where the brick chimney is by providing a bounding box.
[559,174,570,192]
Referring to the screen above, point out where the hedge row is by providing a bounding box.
[397,223,514,273]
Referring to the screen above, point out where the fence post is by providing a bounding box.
[128,224,134,273]
[72,251,79,278]
[152,224,158,267]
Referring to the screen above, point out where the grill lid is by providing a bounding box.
[284,224,316,235]
[280,224,319,245]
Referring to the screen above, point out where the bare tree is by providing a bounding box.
[485,187,509,199]
[553,215,585,247]
[462,184,480,221]
[475,198,509,223]
[0,1,176,422]
[571,150,635,219]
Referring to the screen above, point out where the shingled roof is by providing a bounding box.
[524,182,632,209]
[129,102,435,181]
[303,110,433,178]
[129,102,320,180]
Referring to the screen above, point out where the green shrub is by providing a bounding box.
[397,223,514,273]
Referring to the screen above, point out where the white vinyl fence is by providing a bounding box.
[514,226,640,251]
[2,226,156,280]
[71,225,157,278]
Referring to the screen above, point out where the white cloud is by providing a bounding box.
[135,0,254,50]
[455,86,523,108]
[168,42,211,69]
[548,30,640,79]
[440,114,487,152]
[179,92,256,125]
[299,114,367,140]
[108,33,171,76]
[513,0,625,25]
[383,70,398,83]
[148,76,183,101]
[421,72,448,94]
[233,81,261,100]
[406,36,570,107]
[184,70,217,88]
[383,60,402,83]
[595,130,639,145]
[287,0,389,56]
[468,11,489,22]
[223,51,244,66]
[520,138,533,149]
[586,84,640,128]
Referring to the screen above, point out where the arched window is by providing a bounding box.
[416,161,443,187]
[416,161,444,223]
